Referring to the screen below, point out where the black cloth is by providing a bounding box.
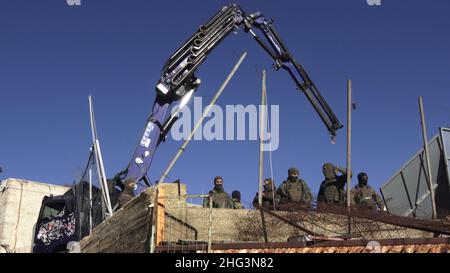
[33,210,76,253]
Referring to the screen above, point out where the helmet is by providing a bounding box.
[264,178,273,185]
[358,172,368,186]
[323,163,336,180]
[288,168,299,176]
[232,190,241,201]
[263,178,274,192]
[122,178,136,194]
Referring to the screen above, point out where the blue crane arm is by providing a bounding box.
[115,4,343,191]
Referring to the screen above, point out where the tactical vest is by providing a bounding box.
[355,186,376,209]
[259,192,275,209]
[286,181,304,202]
[323,180,341,204]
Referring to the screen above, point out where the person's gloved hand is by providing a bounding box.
[335,166,347,175]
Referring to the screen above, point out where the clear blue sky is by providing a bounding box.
[1,0,450,207]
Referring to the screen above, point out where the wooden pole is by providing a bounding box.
[260,210,268,243]
[149,187,159,253]
[156,187,165,247]
[259,70,269,243]
[418,97,437,219]
[208,195,213,253]
[258,70,267,206]
[158,52,247,184]
[346,80,352,234]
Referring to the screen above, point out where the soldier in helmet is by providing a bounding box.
[252,178,278,210]
[276,168,313,208]
[317,163,351,206]
[351,172,385,212]
[231,190,245,209]
[203,176,233,209]
[118,179,136,208]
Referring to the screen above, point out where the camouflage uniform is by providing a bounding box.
[276,168,313,207]
[253,178,278,210]
[351,172,385,211]
[118,179,136,208]
[203,176,233,209]
[203,189,233,208]
[317,163,350,205]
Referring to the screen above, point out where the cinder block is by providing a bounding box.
[0,178,70,253]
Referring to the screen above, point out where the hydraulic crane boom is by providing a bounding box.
[114,4,343,190]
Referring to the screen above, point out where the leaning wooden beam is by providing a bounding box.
[254,204,323,237]
[418,97,437,219]
[158,52,248,184]
[284,203,450,236]
[258,70,267,206]
[258,70,269,243]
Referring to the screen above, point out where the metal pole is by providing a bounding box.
[418,97,437,219]
[346,80,352,234]
[207,195,213,253]
[88,96,113,217]
[89,96,106,217]
[96,140,113,215]
[158,194,209,200]
[158,52,247,183]
[258,70,267,206]
[89,168,93,234]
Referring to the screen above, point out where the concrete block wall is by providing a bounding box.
[163,207,433,244]
[0,179,70,253]
[157,183,433,244]
[76,182,434,252]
